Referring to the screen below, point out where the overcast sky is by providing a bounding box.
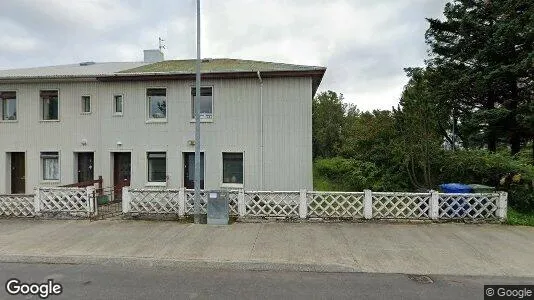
[0,0,447,111]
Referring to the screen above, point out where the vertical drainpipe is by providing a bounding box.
[256,71,264,190]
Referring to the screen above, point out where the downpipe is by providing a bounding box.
[257,71,264,189]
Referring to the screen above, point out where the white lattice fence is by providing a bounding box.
[307,192,364,218]
[128,189,180,214]
[245,191,300,217]
[38,187,93,215]
[372,192,431,219]
[0,194,35,217]
[186,189,208,214]
[119,188,507,221]
[439,193,500,219]
[228,191,239,216]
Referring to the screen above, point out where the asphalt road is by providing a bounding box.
[0,263,532,300]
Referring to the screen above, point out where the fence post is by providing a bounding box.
[497,192,508,221]
[178,187,186,217]
[299,189,307,219]
[238,189,246,217]
[430,190,439,220]
[33,188,41,215]
[86,186,95,215]
[122,187,131,213]
[364,189,372,219]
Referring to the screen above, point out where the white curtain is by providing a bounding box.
[43,157,59,180]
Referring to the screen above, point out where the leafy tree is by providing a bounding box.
[394,68,443,189]
[425,0,534,155]
[312,91,346,158]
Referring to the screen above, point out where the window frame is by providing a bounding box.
[0,90,18,122]
[190,86,214,122]
[146,151,167,185]
[40,151,60,182]
[113,94,124,116]
[146,87,167,123]
[81,95,91,114]
[40,89,60,122]
[221,152,244,188]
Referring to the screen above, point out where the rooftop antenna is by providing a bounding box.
[158,37,166,51]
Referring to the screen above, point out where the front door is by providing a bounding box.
[10,152,25,194]
[113,153,131,198]
[184,152,204,189]
[77,152,94,183]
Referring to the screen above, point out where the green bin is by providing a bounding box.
[468,184,495,193]
[97,195,109,205]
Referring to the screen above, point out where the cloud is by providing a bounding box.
[1,0,139,31]
[0,0,448,111]
[0,19,40,53]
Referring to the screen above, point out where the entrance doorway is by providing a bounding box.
[10,152,25,194]
[184,152,204,189]
[113,152,131,199]
[76,152,94,183]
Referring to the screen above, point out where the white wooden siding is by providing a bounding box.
[0,77,313,193]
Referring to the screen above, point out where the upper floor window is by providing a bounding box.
[0,91,16,121]
[147,88,166,120]
[81,95,91,113]
[114,94,123,115]
[191,87,213,120]
[40,90,59,121]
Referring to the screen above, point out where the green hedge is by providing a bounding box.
[314,151,534,212]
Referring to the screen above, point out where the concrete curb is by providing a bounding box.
[0,254,361,273]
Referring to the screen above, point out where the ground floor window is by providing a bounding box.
[147,152,166,182]
[41,152,59,180]
[222,152,243,184]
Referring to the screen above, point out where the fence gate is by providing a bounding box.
[94,186,122,219]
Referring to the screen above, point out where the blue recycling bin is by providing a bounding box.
[439,183,473,193]
[439,183,473,217]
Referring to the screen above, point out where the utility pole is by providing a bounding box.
[194,0,202,224]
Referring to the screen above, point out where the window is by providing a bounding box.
[41,152,59,181]
[147,88,166,119]
[222,153,243,184]
[0,91,16,121]
[147,152,166,182]
[114,95,123,115]
[81,95,91,113]
[40,90,59,120]
[191,87,213,119]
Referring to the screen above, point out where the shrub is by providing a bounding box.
[435,150,534,211]
[314,157,405,191]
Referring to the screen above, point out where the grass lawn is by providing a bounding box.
[507,208,534,226]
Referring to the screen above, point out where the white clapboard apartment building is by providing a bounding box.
[0,50,326,194]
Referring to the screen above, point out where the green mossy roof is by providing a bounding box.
[120,58,325,74]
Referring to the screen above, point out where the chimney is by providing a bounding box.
[143,49,164,63]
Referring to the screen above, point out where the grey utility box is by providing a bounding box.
[207,190,229,225]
